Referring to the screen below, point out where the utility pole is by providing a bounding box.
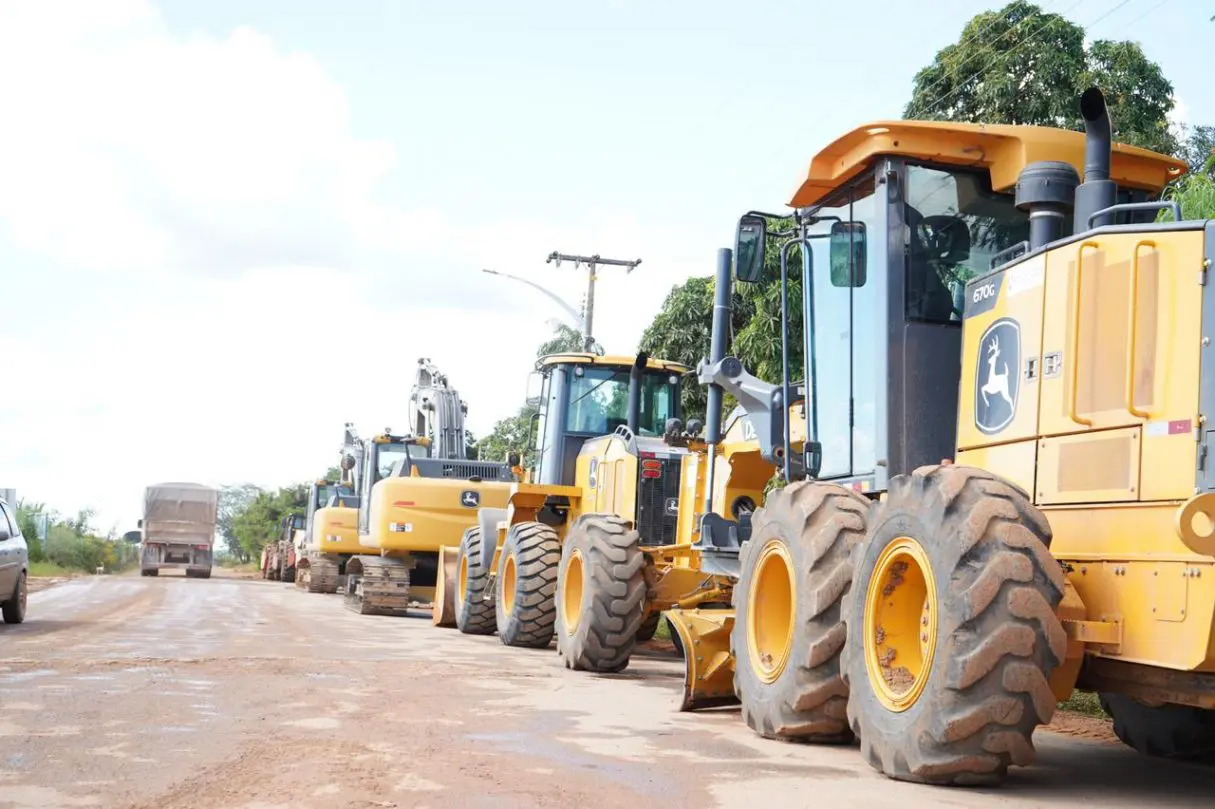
[545,251,641,352]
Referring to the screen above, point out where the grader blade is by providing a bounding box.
[666,607,739,711]
[432,545,459,627]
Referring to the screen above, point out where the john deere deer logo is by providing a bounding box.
[460,490,480,508]
[975,318,1020,435]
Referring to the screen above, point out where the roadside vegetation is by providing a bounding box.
[14,502,139,575]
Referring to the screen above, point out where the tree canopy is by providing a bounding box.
[904,1,1178,154]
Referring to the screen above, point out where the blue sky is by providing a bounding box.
[0,0,1209,532]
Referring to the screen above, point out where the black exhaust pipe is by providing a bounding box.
[626,351,648,434]
[1073,87,1118,232]
[705,248,732,445]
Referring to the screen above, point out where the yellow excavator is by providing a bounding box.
[341,359,517,615]
[708,87,1215,785]
[293,478,359,593]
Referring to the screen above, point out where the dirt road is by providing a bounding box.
[1,572,1213,809]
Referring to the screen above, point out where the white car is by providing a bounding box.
[0,498,29,624]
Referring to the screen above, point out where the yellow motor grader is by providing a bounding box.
[444,349,784,708]
[712,87,1215,785]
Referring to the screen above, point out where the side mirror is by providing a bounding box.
[829,221,867,287]
[0,526,9,542]
[137,518,144,529]
[524,371,544,408]
[734,214,767,283]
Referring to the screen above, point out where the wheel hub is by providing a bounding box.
[501,552,517,615]
[747,540,796,683]
[863,537,938,712]
[562,549,585,634]
[457,554,468,603]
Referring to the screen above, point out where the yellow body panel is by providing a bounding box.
[1038,231,1203,466]
[955,440,1037,501]
[960,226,1215,678]
[791,120,1185,208]
[1047,505,1215,671]
[313,506,361,555]
[362,476,512,553]
[576,434,640,518]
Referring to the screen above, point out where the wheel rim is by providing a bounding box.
[501,551,517,616]
[747,539,796,683]
[562,549,584,634]
[863,536,938,712]
[457,553,468,603]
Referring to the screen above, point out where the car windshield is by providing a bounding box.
[566,367,675,436]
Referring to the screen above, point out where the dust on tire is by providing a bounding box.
[732,481,869,743]
[841,464,1066,786]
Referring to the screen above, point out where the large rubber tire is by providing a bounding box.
[2,572,27,624]
[1100,694,1215,761]
[145,569,159,578]
[636,611,661,642]
[733,481,869,743]
[455,527,497,635]
[496,522,560,648]
[841,465,1066,786]
[555,514,646,673]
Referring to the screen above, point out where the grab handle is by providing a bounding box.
[1069,242,1099,427]
[1126,240,1155,420]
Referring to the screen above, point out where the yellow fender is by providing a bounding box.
[664,607,739,711]
[432,545,459,628]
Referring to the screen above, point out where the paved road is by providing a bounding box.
[1,572,1213,809]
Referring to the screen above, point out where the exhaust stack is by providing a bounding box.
[1073,87,1118,232]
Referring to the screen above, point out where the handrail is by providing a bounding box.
[1069,242,1100,427]
[1126,240,1156,420]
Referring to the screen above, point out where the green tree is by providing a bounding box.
[1163,173,1215,220]
[1178,124,1215,175]
[217,483,263,562]
[230,484,308,560]
[905,1,1178,154]
[537,322,602,356]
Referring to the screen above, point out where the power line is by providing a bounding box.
[914,2,1069,119]
[1118,0,1172,30]
[922,0,1088,120]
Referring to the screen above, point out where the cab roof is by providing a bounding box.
[790,120,1188,209]
[537,352,691,374]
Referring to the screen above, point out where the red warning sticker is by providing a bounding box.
[1169,418,1192,435]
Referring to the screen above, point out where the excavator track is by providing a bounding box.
[295,556,342,594]
[344,556,412,616]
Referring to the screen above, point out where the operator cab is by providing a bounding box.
[529,352,687,486]
[735,118,1185,493]
[353,432,516,536]
[305,478,357,544]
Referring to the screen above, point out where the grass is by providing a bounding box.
[1058,690,1109,719]
[28,561,76,577]
[653,614,672,641]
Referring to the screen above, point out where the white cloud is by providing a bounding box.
[0,1,711,535]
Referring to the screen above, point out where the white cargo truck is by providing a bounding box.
[139,483,219,579]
